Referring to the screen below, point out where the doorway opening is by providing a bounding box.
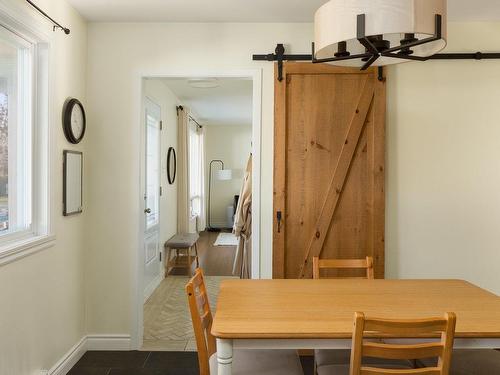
[137,72,261,351]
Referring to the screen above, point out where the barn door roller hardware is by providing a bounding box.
[253,44,388,82]
[25,0,70,34]
[254,42,500,83]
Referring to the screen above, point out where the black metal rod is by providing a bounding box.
[188,116,203,129]
[428,52,500,60]
[252,54,311,61]
[254,52,500,63]
[382,14,442,55]
[357,14,379,56]
[361,54,379,70]
[25,0,70,34]
[382,52,428,62]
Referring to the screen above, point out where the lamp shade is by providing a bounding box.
[314,0,447,67]
[216,169,233,181]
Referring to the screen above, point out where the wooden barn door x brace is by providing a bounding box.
[273,62,385,279]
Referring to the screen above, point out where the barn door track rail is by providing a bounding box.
[255,23,500,84]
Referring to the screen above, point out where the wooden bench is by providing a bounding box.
[164,233,199,277]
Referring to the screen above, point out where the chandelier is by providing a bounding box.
[313,0,447,69]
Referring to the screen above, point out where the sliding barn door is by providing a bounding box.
[273,62,385,279]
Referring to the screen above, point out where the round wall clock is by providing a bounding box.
[63,98,86,144]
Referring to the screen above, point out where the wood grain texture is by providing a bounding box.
[351,312,456,375]
[186,269,216,375]
[273,62,385,279]
[211,279,500,339]
[313,256,374,279]
[298,77,375,279]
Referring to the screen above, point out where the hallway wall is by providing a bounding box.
[85,23,313,340]
[205,124,252,228]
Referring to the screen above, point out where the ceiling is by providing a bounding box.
[67,0,500,22]
[159,78,253,127]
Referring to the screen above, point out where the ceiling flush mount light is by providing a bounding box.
[313,0,447,69]
[188,78,220,89]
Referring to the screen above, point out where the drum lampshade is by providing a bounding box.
[314,0,447,67]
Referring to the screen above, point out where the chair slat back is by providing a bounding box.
[350,312,456,375]
[186,268,216,375]
[313,256,374,279]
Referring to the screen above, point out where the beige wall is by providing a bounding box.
[386,22,500,295]
[205,124,252,227]
[85,23,313,338]
[85,21,500,341]
[0,0,88,373]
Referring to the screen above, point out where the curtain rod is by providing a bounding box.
[25,0,70,34]
[176,105,203,128]
[189,116,203,129]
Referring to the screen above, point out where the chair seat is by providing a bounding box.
[417,349,500,375]
[314,349,414,368]
[209,350,304,375]
[317,363,414,375]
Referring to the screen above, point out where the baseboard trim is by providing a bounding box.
[143,272,164,302]
[86,334,132,351]
[41,334,132,374]
[44,336,87,375]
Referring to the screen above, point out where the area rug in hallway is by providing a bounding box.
[213,232,239,246]
[142,275,237,351]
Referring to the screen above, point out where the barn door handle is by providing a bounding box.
[276,211,282,233]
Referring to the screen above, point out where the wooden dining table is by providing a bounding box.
[211,279,500,375]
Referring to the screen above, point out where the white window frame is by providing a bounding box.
[188,119,202,219]
[0,2,53,266]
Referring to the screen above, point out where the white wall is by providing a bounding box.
[85,21,500,341]
[386,22,500,295]
[0,0,88,373]
[205,124,252,227]
[143,79,179,248]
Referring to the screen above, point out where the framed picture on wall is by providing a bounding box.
[63,150,83,216]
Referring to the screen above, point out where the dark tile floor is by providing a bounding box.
[69,351,315,375]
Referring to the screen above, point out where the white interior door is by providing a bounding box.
[143,98,162,299]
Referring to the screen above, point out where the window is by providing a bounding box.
[0,17,51,263]
[0,26,33,238]
[189,119,204,219]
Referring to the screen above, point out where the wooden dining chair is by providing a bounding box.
[185,268,304,375]
[312,256,374,279]
[316,312,457,375]
[313,256,375,372]
[349,312,456,375]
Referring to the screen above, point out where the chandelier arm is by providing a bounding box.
[381,53,429,62]
[360,54,379,70]
[382,14,442,55]
[382,35,439,55]
[356,14,380,55]
[313,53,372,64]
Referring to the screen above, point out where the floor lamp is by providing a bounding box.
[207,159,233,232]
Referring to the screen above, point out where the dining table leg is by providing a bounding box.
[216,338,233,375]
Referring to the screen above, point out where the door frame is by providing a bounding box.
[133,69,263,349]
